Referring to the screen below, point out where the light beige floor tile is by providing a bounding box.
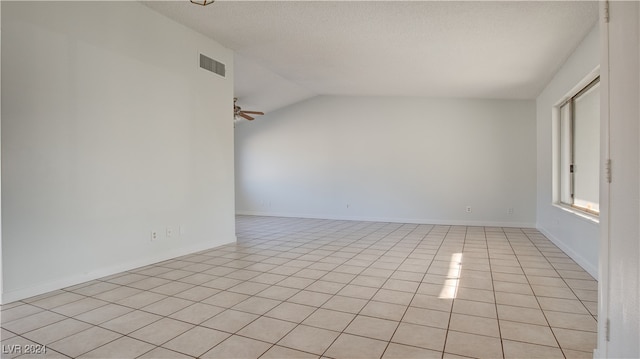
[50,297,109,317]
[73,303,133,325]
[0,336,41,359]
[351,275,387,288]
[163,326,230,357]
[565,279,597,291]
[391,322,446,351]
[337,284,378,300]
[451,299,496,319]
[149,281,195,296]
[383,279,420,292]
[306,281,346,295]
[116,291,166,309]
[402,306,450,329]
[492,272,529,284]
[287,290,332,307]
[256,285,300,301]
[79,336,154,358]
[228,281,271,295]
[372,289,414,305]
[278,277,315,289]
[495,291,540,309]
[360,301,407,321]
[345,315,398,341]
[537,297,590,315]
[179,273,218,285]
[200,309,259,333]
[265,302,316,323]
[129,317,194,345]
[456,288,495,303]
[278,324,340,355]
[503,339,564,359]
[545,310,597,332]
[128,277,172,291]
[444,331,503,359]
[321,296,368,314]
[30,292,85,310]
[201,291,250,308]
[141,296,193,316]
[497,304,548,326]
[302,308,356,332]
[3,311,66,334]
[493,281,534,295]
[532,285,578,299]
[250,273,288,285]
[169,302,225,324]
[173,286,220,301]
[499,320,559,347]
[10,347,68,358]
[232,296,281,315]
[100,310,162,334]
[138,347,193,359]
[449,313,500,338]
[202,277,244,290]
[325,333,388,359]
[527,275,567,288]
[22,318,91,344]
[322,272,357,284]
[260,345,319,359]
[48,326,121,357]
[201,335,271,359]
[563,348,595,359]
[237,316,297,343]
[72,282,119,296]
[411,294,453,312]
[382,343,442,359]
[552,327,597,352]
[1,304,44,323]
[93,286,143,302]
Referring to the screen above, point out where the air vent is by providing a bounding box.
[199,53,225,77]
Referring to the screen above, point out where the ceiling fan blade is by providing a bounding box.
[238,112,255,121]
[241,111,265,115]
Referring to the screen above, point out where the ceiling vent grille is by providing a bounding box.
[199,53,225,77]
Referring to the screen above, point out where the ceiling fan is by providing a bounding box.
[234,98,264,121]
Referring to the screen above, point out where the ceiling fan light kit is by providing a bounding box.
[190,0,214,6]
[234,98,264,122]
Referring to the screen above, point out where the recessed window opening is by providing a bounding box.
[557,76,600,216]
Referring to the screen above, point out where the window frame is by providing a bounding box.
[553,73,600,219]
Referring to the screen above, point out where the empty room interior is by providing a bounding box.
[1,1,639,359]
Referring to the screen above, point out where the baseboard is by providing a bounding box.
[1,239,235,304]
[537,227,598,279]
[236,210,535,228]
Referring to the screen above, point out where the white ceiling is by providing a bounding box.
[145,1,598,113]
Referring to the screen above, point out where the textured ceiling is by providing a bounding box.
[145,1,598,112]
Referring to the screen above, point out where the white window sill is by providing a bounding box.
[553,203,600,224]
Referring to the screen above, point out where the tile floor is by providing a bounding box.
[1,215,598,358]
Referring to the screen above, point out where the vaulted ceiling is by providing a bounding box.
[145,1,599,113]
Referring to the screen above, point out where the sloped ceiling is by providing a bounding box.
[145,1,598,113]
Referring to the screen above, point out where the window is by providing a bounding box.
[556,76,600,216]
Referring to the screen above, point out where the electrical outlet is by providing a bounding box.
[466,206,472,213]
[151,231,158,241]
[166,227,174,238]
[508,208,514,215]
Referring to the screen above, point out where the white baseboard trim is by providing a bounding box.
[236,210,535,228]
[537,227,598,279]
[1,239,235,304]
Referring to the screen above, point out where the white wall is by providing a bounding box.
[1,2,235,303]
[535,25,599,278]
[235,96,536,227]
[597,2,640,357]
